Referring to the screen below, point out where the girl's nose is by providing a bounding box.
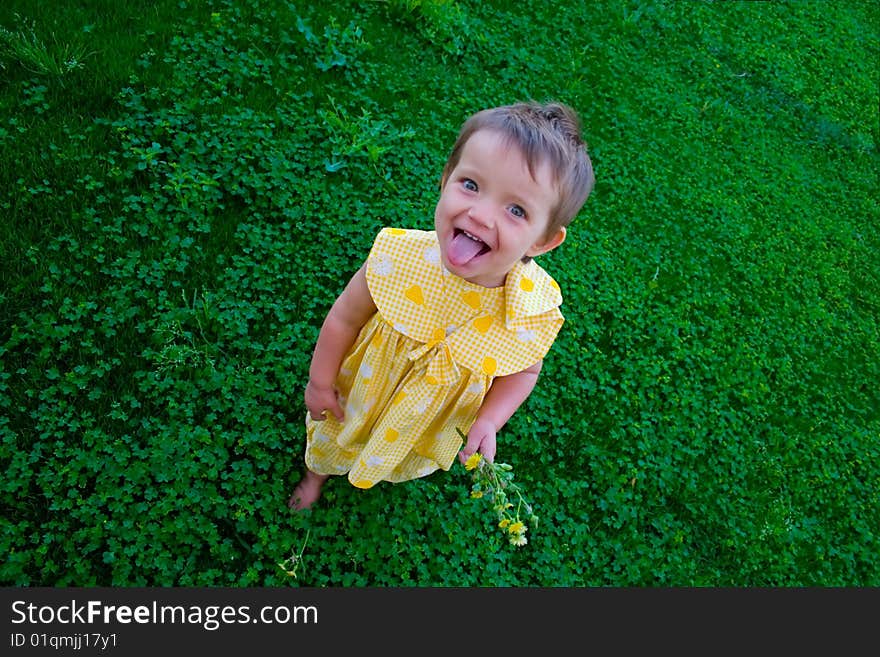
[468,201,495,229]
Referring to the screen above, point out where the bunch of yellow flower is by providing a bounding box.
[457,428,538,547]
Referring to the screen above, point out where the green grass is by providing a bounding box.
[1,0,878,586]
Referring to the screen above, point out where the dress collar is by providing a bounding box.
[503,258,563,329]
[432,231,562,328]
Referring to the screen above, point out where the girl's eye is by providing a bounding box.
[462,178,478,192]
[509,204,526,219]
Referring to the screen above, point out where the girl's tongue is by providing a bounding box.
[448,230,489,266]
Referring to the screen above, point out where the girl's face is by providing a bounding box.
[434,129,565,288]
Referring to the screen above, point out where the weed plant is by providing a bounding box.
[1,0,878,586]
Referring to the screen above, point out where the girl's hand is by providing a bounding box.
[459,417,497,464]
[305,379,345,422]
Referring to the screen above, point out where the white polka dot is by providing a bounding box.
[394,323,408,334]
[517,329,537,342]
[445,324,457,336]
[467,382,483,394]
[367,455,384,466]
[424,246,440,264]
[359,363,373,379]
[372,255,394,276]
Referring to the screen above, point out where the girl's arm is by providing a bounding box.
[459,359,543,463]
[305,263,377,421]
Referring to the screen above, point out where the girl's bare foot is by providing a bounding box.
[288,471,329,511]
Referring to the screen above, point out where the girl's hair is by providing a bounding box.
[441,101,595,239]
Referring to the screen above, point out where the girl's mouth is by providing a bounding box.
[448,228,491,266]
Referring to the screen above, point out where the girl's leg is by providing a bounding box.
[288,470,329,510]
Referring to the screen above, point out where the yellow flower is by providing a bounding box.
[464,452,482,471]
[456,427,538,550]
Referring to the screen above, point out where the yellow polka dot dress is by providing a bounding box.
[304,228,564,488]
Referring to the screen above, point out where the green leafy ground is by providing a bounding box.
[1,0,877,586]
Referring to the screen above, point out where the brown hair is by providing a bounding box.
[441,101,595,239]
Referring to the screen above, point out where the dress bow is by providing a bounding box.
[408,334,460,385]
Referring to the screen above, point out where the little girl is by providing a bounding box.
[289,101,595,510]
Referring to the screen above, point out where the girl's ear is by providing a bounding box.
[526,226,566,258]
